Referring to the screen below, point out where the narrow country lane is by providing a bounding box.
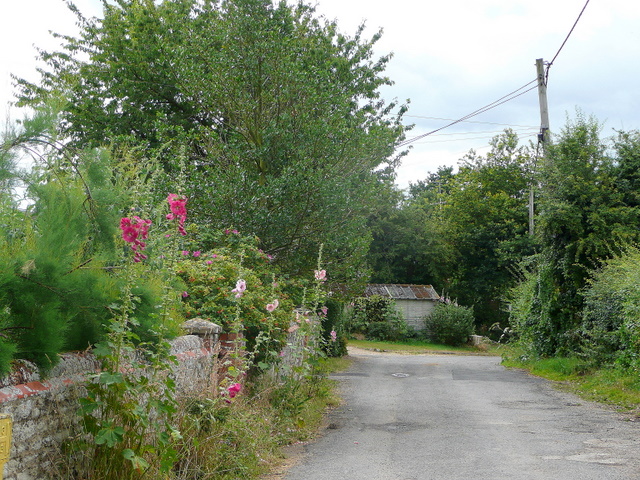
[280,349,640,480]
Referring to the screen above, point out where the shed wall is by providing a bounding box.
[395,299,436,330]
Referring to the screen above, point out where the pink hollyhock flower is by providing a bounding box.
[120,216,152,262]
[192,251,201,257]
[182,250,190,256]
[321,306,328,316]
[330,330,337,342]
[227,383,242,398]
[266,299,279,312]
[231,279,246,298]
[167,194,188,235]
[167,193,187,217]
[206,260,213,265]
[182,291,189,298]
[314,269,326,282]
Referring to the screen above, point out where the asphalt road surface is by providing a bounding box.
[282,349,640,480]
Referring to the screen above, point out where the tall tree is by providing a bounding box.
[16,0,409,281]
[528,114,640,355]
[439,130,534,327]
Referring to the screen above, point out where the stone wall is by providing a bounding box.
[0,331,219,480]
[0,316,317,480]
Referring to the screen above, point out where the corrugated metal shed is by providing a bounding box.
[364,284,440,301]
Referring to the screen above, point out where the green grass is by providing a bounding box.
[501,348,640,414]
[347,338,499,355]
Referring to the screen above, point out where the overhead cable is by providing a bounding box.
[545,0,590,83]
[413,133,538,145]
[423,127,539,138]
[397,79,538,148]
[403,115,538,129]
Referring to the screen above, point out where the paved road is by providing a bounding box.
[283,349,640,480]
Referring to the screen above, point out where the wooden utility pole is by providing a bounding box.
[529,58,550,236]
[536,58,550,144]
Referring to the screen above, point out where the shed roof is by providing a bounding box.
[364,284,440,301]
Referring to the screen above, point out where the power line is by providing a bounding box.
[397,79,538,148]
[545,0,590,83]
[423,127,539,138]
[413,133,538,145]
[403,115,538,129]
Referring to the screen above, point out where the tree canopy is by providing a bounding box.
[16,0,409,283]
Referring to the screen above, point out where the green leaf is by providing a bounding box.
[92,342,111,358]
[98,372,124,385]
[122,448,150,472]
[95,425,125,447]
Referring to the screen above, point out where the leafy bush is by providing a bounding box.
[321,298,348,357]
[424,302,475,346]
[347,295,409,342]
[581,248,640,370]
[176,230,292,361]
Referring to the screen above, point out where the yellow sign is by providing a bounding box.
[0,414,11,479]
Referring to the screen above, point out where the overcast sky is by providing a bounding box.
[2,0,639,188]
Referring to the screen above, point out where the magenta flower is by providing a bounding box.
[227,383,242,398]
[330,330,337,342]
[192,251,201,257]
[206,260,213,265]
[167,193,187,218]
[314,269,326,282]
[120,216,152,262]
[167,193,187,236]
[266,299,279,312]
[182,291,189,298]
[182,250,190,256]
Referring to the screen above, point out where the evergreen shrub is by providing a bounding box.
[424,302,475,346]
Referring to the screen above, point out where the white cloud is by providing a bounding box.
[2,0,640,187]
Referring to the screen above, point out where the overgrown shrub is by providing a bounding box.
[581,248,640,370]
[424,302,475,346]
[175,230,292,362]
[347,295,409,341]
[321,298,348,357]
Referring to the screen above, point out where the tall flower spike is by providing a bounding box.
[120,216,152,262]
[167,193,188,235]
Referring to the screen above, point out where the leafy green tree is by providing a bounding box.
[435,130,534,327]
[510,114,640,356]
[16,0,409,283]
[367,166,455,287]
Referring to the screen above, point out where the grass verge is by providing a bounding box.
[172,356,351,480]
[348,338,499,355]
[502,348,640,414]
